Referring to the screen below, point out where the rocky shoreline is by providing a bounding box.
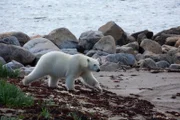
[0,21,180,75]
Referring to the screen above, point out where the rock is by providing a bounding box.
[93,35,116,54]
[135,53,144,61]
[175,38,180,47]
[19,67,34,77]
[0,36,21,46]
[76,45,85,54]
[0,32,30,46]
[138,58,157,68]
[162,45,177,53]
[0,56,6,65]
[153,26,180,45]
[3,60,24,72]
[165,36,180,46]
[23,38,60,59]
[86,50,97,57]
[98,21,128,46]
[127,35,136,43]
[78,30,104,50]
[124,41,139,51]
[169,64,180,69]
[61,49,78,55]
[92,51,109,59]
[104,53,136,66]
[100,62,120,71]
[156,60,170,68]
[140,39,162,54]
[143,51,173,64]
[173,52,180,64]
[116,46,136,54]
[0,43,35,65]
[131,30,153,40]
[44,28,78,49]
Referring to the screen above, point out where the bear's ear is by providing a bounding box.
[87,59,90,62]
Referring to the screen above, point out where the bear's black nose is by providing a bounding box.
[96,69,100,72]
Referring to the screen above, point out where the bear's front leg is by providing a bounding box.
[65,75,75,91]
[81,72,102,92]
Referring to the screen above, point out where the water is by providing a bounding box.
[0,0,180,38]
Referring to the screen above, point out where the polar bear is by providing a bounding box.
[22,51,102,92]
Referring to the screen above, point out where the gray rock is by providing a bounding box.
[19,67,34,77]
[156,60,170,68]
[98,21,128,46]
[162,45,177,53]
[0,56,6,65]
[105,53,136,66]
[0,43,35,65]
[165,36,180,46]
[23,38,60,59]
[92,51,109,59]
[173,52,180,64]
[44,28,78,49]
[100,62,120,71]
[116,46,137,54]
[169,64,180,69]
[86,50,97,57]
[131,30,153,40]
[153,26,180,45]
[123,41,139,51]
[175,38,180,47]
[140,39,162,54]
[0,32,30,46]
[0,36,21,46]
[138,58,157,68]
[135,53,144,61]
[3,60,24,72]
[78,30,104,50]
[93,35,116,54]
[61,49,78,55]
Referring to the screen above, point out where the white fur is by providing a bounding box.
[22,51,102,91]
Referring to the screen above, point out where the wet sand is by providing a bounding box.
[94,69,180,118]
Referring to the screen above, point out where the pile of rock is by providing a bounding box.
[0,21,180,74]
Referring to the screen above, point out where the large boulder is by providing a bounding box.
[0,36,21,46]
[140,39,162,54]
[44,28,78,49]
[23,38,60,59]
[98,21,128,46]
[0,32,30,46]
[153,26,180,45]
[78,30,104,50]
[104,53,136,66]
[0,43,35,65]
[93,35,116,54]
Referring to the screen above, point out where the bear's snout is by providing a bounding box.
[96,69,100,72]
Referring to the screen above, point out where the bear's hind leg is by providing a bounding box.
[23,69,46,86]
[48,76,59,88]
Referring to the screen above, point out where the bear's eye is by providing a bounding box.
[94,64,96,66]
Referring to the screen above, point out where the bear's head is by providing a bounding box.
[87,58,100,72]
